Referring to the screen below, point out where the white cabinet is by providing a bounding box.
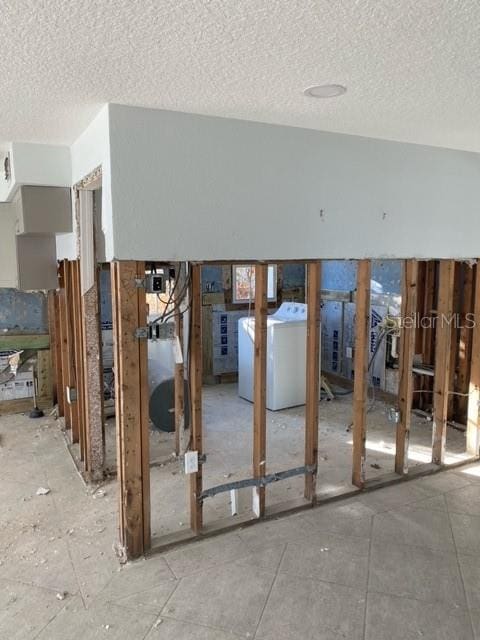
[13,186,72,235]
[0,203,58,290]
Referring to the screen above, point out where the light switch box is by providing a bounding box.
[184,451,199,474]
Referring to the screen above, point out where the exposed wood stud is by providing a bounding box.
[447,263,462,419]
[174,306,184,457]
[36,350,53,406]
[305,261,322,502]
[59,261,74,434]
[189,264,203,533]
[467,264,480,456]
[253,263,268,516]
[456,263,475,423]
[395,260,418,475]
[111,261,151,559]
[432,260,455,464]
[47,291,58,404]
[81,267,105,479]
[71,261,87,466]
[65,261,80,443]
[416,261,437,411]
[352,259,371,488]
[53,290,64,417]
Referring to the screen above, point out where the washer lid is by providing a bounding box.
[270,302,307,322]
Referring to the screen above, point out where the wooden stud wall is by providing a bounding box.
[81,266,105,479]
[432,260,456,464]
[53,291,64,417]
[58,262,73,432]
[395,260,418,475]
[189,264,204,533]
[111,261,151,559]
[47,291,58,404]
[456,264,475,423]
[174,304,184,457]
[304,261,321,502]
[467,265,480,456]
[71,261,87,464]
[352,260,371,488]
[253,264,268,516]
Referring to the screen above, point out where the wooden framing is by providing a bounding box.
[174,301,184,457]
[253,264,268,516]
[64,260,80,444]
[47,291,58,404]
[414,261,437,411]
[352,260,371,488]
[432,260,455,464]
[53,292,64,417]
[455,263,475,423]
[395,260,418,475]
[189,264,203,532]
[58,261,74,433]
[81,268,104,478]
[111,260,151,559]
[304,261,321,502]
[70,261,87,464]
[467,264,480,456]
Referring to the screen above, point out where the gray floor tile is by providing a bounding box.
[162,561,275,636]
[446,484,480,516]
[256,572,366,640]
[162,532,249,577]
[417,471,472,494]
[302,498,375,538]
[372,504,455,550]
[365,591,473,640]
[237,514,316,550]
[369,540,466,607]
[458,554,480,610]
[145,616,242,639]
[68,538,120,605]
[279,532,369,588]
[0,579,67,640]
[471,611,480,640]
[234,543,286,572]
[358,482,436,513]
[110,580,178,614]
[36,595,156,639]
[408,493,448,512]
[99,556,175,602]
[450,512,480,556]
[0,531,79,594]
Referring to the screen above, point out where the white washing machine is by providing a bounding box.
[238,302,321,410]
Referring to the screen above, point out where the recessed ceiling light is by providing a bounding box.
[303,84,347,98]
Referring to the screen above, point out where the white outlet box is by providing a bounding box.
[346,346,353,359]
[184,451,199,474]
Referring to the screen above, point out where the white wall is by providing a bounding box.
[0,143,71,202]
[70,105,112,262]
[107,104,480,261]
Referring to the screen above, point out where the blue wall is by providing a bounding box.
[322,260,401,294]
[0,289,48,333]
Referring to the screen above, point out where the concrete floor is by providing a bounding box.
[1,411,480,638]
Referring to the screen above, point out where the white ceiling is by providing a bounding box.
[1,0,479,151]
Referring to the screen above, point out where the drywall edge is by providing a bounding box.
[70,104,112,262]
[107,104,480,261]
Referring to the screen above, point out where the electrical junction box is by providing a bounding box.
[146,273,166,293]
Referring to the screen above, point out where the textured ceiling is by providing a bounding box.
[1,0,479,150]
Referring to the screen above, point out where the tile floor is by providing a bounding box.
[1,412,480,639]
